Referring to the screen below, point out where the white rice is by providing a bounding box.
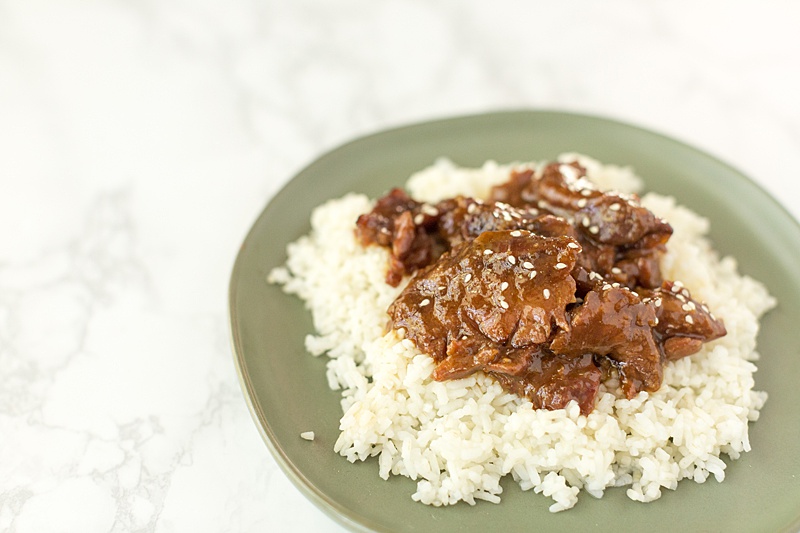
[268,155,775,512]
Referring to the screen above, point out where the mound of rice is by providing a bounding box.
[269,154,775,512]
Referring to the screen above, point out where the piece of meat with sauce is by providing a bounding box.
[389,230,580,358]
[490,162,598,213]
[640,281,727,361]
[491,162,673,290]
[437,197,542,248]
[550,285,662,398]
[575,192,672,248]
[491,351,601,414]
[355,188,447,286]
[388,230,602,413]
[355,188,419,247]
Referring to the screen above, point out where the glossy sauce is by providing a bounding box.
[356,161,726,414]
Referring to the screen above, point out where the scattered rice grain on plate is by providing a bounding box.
[271,155,775,512]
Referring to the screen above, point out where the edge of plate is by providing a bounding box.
[227,305,379,532]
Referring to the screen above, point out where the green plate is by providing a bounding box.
[229,110,800,533]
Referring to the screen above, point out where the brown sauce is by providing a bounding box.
[356,161,726,414]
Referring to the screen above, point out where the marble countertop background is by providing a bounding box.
[1,1,799,532]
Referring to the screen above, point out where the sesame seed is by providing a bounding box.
[510,230,522,237]
[609,203,621,211]
[559,164,579,181]
[603,284,611,290]
[529,270,537,279]
[582,217,590,227]
[589,225,599,234]
[685,315,694,324]
[500,300,509,309]
[467,203,477,214]
[682,303,692,312]
[508,255,516,265]
[567,242,580,249]
[503,213,512,221]
[577,198,587,208]
[522,261,534,269]
[612,282,620,288]
[438,286,446,291]
[464,273,472,283]
[500,281,509,290]
[484,249,493,255]
[414,214,424,225]
[581,189,592,197]
[421,204,439,216]
[420,299,430,307]
[611,267,622,274]
[654,298,662,307]
[543,288,551,299]
[554,262,567,270]
[654,317,659,325]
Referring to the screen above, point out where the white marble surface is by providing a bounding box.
[2,1,799,531]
